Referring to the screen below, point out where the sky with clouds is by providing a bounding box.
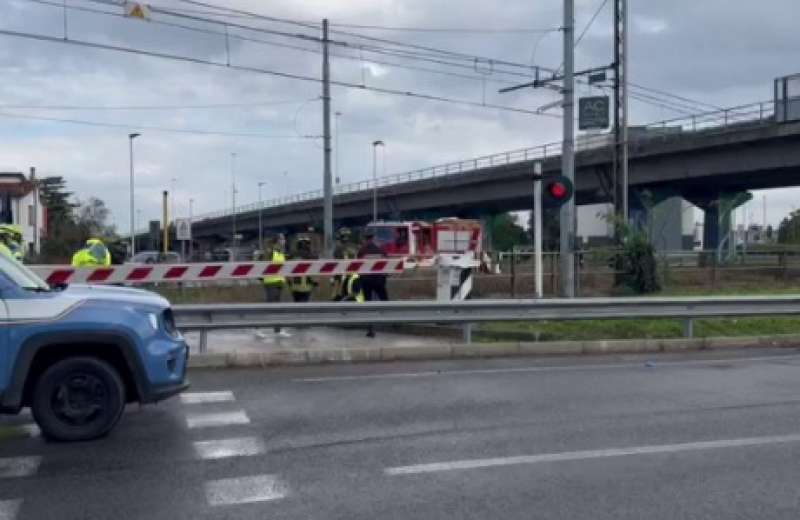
[0,0,798,235]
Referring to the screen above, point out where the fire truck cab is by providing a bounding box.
[365,219,482,262]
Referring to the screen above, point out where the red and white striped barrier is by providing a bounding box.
[31,259,405,286]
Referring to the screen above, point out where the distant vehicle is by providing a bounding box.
[128,251,182,264]
[0,252,189,441]
[365,218,483,264]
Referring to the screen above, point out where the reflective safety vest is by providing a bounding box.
[71,241,111,267]
[289,275,314,293]
[263,251,286,286]
[0,242,14,261]
[345,274,365,303]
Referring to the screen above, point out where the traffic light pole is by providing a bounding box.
[533,163,544,299]
[560,0,576,297]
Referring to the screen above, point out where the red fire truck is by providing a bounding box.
[364,218,483,265]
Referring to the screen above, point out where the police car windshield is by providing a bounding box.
[0,254,50,291]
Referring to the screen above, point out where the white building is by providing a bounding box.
[577,197,696,251]
[0,171,46,255]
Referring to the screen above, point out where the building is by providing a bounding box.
[577,197,695,251]
[0,170,46,255]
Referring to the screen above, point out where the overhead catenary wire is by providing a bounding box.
[0,97,321,111]
[0,110,320,138]
[0,27,555,117]
[39,0,541,84]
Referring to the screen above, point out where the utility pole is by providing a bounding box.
[560,0,576,297]
[188,199,194,261]
[128,133,140,258]
[612,0,629,227]
[258,181,267,254]
[322,18,334,257]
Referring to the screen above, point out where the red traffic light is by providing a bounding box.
[548,181,569,199]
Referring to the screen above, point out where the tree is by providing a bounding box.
[605,215,661,295]
[488,213,528,251]
[38,179,118,263]
[778,211,800,245]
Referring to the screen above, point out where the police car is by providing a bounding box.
[0,253,189,441]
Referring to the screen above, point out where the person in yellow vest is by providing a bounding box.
[0,241,14,261]
[0,225,24,262]
[287,236,317,303]
[262,234,289,336]
[71,238,112,267]
[331,227,357,301]
[342,273,365,303]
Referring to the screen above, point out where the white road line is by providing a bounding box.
[186,411,250,429]
[0,499,22,520]
[0,456,41,478]
[385,432,800,476]
[194,437,266,460]
[295,353,800,383]
[180,391,236,405]
[205,474,288,506]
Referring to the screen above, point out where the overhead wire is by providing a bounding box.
[0,110,320,138]
[0,27,554,117]
[0,97,321,111]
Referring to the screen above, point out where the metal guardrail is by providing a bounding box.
[177,100,774,229]
[174,295,800,351]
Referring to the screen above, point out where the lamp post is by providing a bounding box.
[188,198,194,261]
[231,152,237,249]
[372,140,384,222]
[128,132,140,258]
[258,181,267,254]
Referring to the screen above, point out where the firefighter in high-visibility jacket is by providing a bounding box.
[287,236,317,302]
[71,238,112,267]
[331,228,357,301]
[342,273,365,303]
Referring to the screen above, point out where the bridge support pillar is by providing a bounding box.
[684,191,752,260]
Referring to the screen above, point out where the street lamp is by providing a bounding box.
[258,181,267,254]
[128,132,140,258]
[335,111,342,185]
[230,152,237,248]
[372,140,385,222]
[188,198,194,261]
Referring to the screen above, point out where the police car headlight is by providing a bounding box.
[147,313,160,331]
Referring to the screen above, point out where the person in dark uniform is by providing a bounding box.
[357,230,389,337]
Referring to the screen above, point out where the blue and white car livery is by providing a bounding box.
[0,253,188,441]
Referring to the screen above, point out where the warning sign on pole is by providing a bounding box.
[124,2,151,20]
[175,218,192,241]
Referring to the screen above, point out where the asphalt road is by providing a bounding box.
[4,348,800,519]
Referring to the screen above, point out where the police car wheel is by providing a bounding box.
[31,357,126,442]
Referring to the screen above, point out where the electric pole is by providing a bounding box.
[560,0,576,298]
[322,18,334,257]
[613,0,629,227]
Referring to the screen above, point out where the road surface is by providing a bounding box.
[3,348,800,519]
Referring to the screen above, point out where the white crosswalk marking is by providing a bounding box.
[0,499,22,520]
[186,411,250,429]
[205,474,287,506]
[0,456,41,478]
[180,391,236,405]
[194,437,266,460]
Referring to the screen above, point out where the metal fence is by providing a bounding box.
[174,294,800,351]
[184,100,774,228]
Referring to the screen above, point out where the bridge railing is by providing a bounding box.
[191,100,775,225]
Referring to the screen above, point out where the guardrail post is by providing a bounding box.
[683,318,695,338]
[510,250,517,298]
[462,324,473,344]
[199,330,208,353]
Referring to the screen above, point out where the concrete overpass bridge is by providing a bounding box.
[184,100,800,251]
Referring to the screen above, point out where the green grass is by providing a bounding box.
[477,317,800,343]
